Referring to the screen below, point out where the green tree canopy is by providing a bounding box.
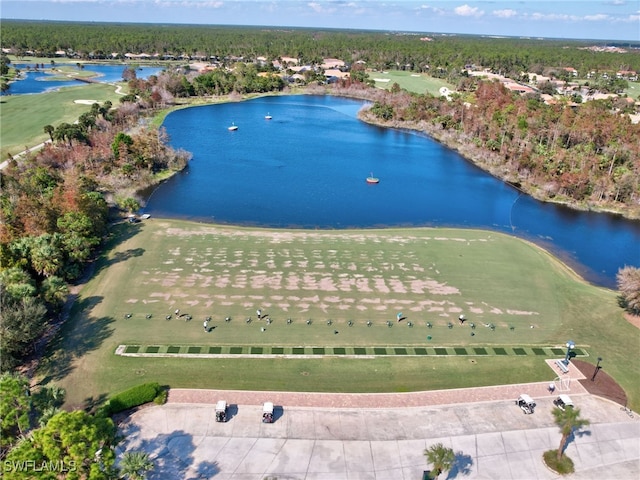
[0,373,66,455]
[0,293,48,370]
[0,373,32,452]
[119,451,154,480]
[5,410,117,480]
[111,132,134,160]
[0,266,37,300]
[424,442,456,479]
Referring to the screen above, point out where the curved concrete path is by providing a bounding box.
[117,381,639,479]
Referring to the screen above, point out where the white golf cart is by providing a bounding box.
[215,400,227,422]
[515,394,536,414]
[553,394,574,411]
[262,402,274,423]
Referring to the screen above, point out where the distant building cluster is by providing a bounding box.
[4,44,637,122]
[2,46,355,85]
[467,66,639,123]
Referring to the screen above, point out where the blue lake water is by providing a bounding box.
[3,63,164,95]
[142,95,640,288]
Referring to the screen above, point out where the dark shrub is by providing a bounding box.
[97,382,161,416]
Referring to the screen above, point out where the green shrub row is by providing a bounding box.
[97,382,165,416]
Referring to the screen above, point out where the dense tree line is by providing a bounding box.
[0,93,190,370]
[0,372,123,477]
[2,371,159,478]
[357,79,639,217]
[1,373,67,456]
[2,20,639,80]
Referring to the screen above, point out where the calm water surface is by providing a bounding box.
[4,63,164,95]
[143,95,640,288]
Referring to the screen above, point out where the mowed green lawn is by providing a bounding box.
[625,80,640,101]
[39,219,639,410]
[370,70,455,95]
[0,83,123,159]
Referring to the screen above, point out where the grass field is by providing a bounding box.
[37,219,639,410]
[623,80,640,101]
[370,70,455,95]
[0,83,124,159]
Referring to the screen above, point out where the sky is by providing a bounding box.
[1,1,639,41]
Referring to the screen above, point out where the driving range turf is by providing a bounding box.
[371,70,454,95]
[38,219,639,410]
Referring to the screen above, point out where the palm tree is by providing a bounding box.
[424,442,455,479]
[119,451,154,480]
[44,125,54,141]
[553,406,590,461]
[40,276,69,310]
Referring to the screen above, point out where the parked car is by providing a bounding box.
[553,394,574,411]
[515,394,536,414]
[215,400,227,422]
[262,402,274,423]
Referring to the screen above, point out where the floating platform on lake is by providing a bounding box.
[366,175,380,184]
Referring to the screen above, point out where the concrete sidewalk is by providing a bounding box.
[164,359,589,410]
[117,392,639,479]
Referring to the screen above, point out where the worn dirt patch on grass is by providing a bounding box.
[129,224,544,323]
[624,313,640,329]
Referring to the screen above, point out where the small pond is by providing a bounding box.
[3,63,164,95]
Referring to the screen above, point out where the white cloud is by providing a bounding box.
[584,14,610,21]
[344,2,367,15]
[50,0,224,6]
[307,1,366,15]
[454,4,484,17]
[529,12,574,22]
[416,4,445,15]
[493,9,517,19]
[527,10,632,24]
[307,2,319,13]
[151,0,223,8]
[308,2,329,14]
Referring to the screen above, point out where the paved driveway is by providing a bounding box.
[117,393,639,479]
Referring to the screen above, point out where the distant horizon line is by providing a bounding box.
[1,18,639,45]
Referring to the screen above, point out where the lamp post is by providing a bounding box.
[591,357,603,381]
[563,340,575,366]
